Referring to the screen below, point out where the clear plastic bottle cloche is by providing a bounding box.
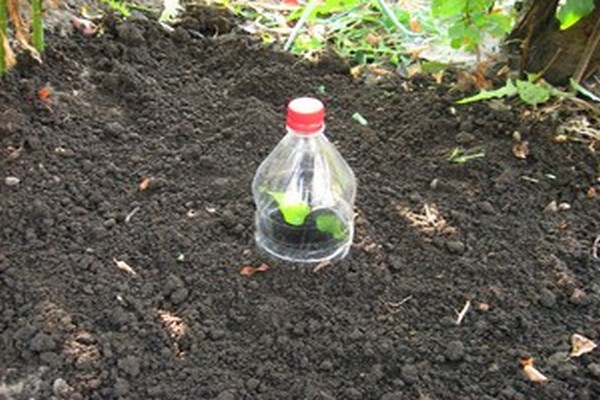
[252,97,357,263]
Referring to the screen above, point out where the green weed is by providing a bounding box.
[431,0,513,57]
[447,148,485,164]
[457,76,571,107]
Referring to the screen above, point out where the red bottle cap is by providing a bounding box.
[286,97,325,134]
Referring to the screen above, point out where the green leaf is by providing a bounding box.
[421,61,448,74]
[269,192,311,226]
[483,13,513,36]
[556,0,595,30]
[315,213,347,239]
[431,0,466,18]
[456,80,518,104]
[516,80,551,106]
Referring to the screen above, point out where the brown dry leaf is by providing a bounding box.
[350,66,362,79]
[409,18,422,32]
[0,30,16,71]
[366,65,391,76]
[432,71,444,84]
[157,310,186,339]
[38,86,52,104]
[407,63,422,78]
[365,33,380,46]
[139,177,151,191]
[512,141,530,159]
[570,333,597,358]
[240,263,270,277]
[473,64,492,89]
[113,258,137,276]
[553,134,569,142]
[7,0,42,63]
[520,358,548,383]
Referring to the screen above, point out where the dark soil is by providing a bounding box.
[1,9,600,400]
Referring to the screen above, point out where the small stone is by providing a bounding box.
[569,288,589,305]
[319,359,333,372]
[245,378,260,391]
[538,288,556,308]
[400,364,418,384]
[53,378,73,397]
[116,24,145,46]
[587,363,600,378]
[103,218,117,229]
[456,132,476,145]
[342,388,362,400]
[380,392,404,400]
[214,390,236,400]
[479,201,496,214]
[5,176,20,186]
[408,192,422,202]
[113,377,129,396]
[546,351,569,367]
[30,332,57,352]
[208,328,225,341]
[445,340,465,361]
[170,287,189,305]
[445,240,466,255]
[117,355,141,377]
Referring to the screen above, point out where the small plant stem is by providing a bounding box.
[283,0,318,52]
[31,0,44,52]
[0,0,7,75]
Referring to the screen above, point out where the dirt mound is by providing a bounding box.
[1,11,599,400]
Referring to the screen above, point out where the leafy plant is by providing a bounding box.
[269,192,311,226]
[268,191,348,239]
[457,76,571,107]
[556,0,595,30]
[431,0,512,56]
[315,213,347,240]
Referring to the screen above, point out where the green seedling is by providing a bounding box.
[447,148,485,164]
[315,212,347,240]
[269,192,311,226]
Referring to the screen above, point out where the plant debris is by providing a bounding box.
[240,262,270,277]
[113,258,137,276]
[455,299,471,325]
[520,357,548,383]
[512,141,529,159]
[570,333,597,358]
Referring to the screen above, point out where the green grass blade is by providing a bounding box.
[32,0,44,52]
[570,78,600,102]
[283,0,319,52]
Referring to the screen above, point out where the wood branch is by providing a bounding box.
[572,15,600,83]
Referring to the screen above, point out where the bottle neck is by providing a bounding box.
[286,125,325,137]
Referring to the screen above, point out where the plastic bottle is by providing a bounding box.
[252,97,357,263]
